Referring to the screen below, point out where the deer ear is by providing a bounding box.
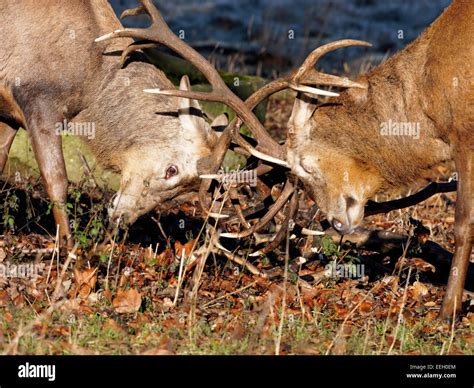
[178,75,209,138]
[210,113,229,131]
[288,92,317,145]
[204,113,229,147]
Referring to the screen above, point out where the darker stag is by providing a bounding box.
[0,0,281,245]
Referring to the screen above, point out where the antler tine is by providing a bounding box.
[120,0,161,22]
[120,5,146,19]
[232,39,372,117]
[293,39,372,87]
[197,119,235,213]
[96,0,283,158]
[249,188,299,256]
[206,40,370,232]
[120,41,158,67]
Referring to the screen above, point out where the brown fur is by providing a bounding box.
[0,0,217,240]
[288,0,473,319]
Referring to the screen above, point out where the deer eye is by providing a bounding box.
[165,165,179,179]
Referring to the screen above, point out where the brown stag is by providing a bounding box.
[0,0,283,245]
[229,0,472,320]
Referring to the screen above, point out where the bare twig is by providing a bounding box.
[275,225,290,355]
[173,249,186,306]
[388,266,412,355]
[52,243,79,302]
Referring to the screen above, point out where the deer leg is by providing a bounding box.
[28,123,71,247]
[0,122,17,172]
[439,150,473,320]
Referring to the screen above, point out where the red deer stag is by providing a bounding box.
[220,0,472,320]
[0,0,283,245]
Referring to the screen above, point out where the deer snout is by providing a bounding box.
[108,193,140,225]
[330,217,355,235]
[328,195,364,235]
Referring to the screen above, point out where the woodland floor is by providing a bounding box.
[0,96,472,355]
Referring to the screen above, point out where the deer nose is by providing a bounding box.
[332,218,344,231]
[331,218,354,235]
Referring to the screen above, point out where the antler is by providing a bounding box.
[199,40,371,239]
[95,0,284,162]
[243,39,371,112]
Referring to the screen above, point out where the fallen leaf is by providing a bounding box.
[71,268,98,299]
[50,326,71,337]
[104,287,113,303]
[104,318,125,334]
[4,311,13,322]
[13,294,25,307]
[409,258,436,273]
[174,238,197,258]
[113,288,142,314]
[411,281,429,299]
[359,301,373,314]
[156,248,174,267]
[425,311,438,322]
[386,335,401,348]
[0,290,9,306]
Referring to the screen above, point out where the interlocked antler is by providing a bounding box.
[205,39,372,186]
[215,40,372,239]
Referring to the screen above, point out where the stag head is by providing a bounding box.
[287,92,383,235]
[107,76,227,224]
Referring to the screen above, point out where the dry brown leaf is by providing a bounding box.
[104,318,125,334]
[470,314,474,324]
[409,258,436,273]
[4,311,13,322]
[156,248,174,267]
[216,279,234,292]
[13,294,25,307]
[51,326,71,337]
[71,268,98,299]
[411,281,429,299]
[386,335,401,348]
[359,301,373,314]
[174,238,197,258]
[334,304,349,318]
[113,288,142,314]
[0,290,9,306]
[425,311,438,322]
[104,287,113,303]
